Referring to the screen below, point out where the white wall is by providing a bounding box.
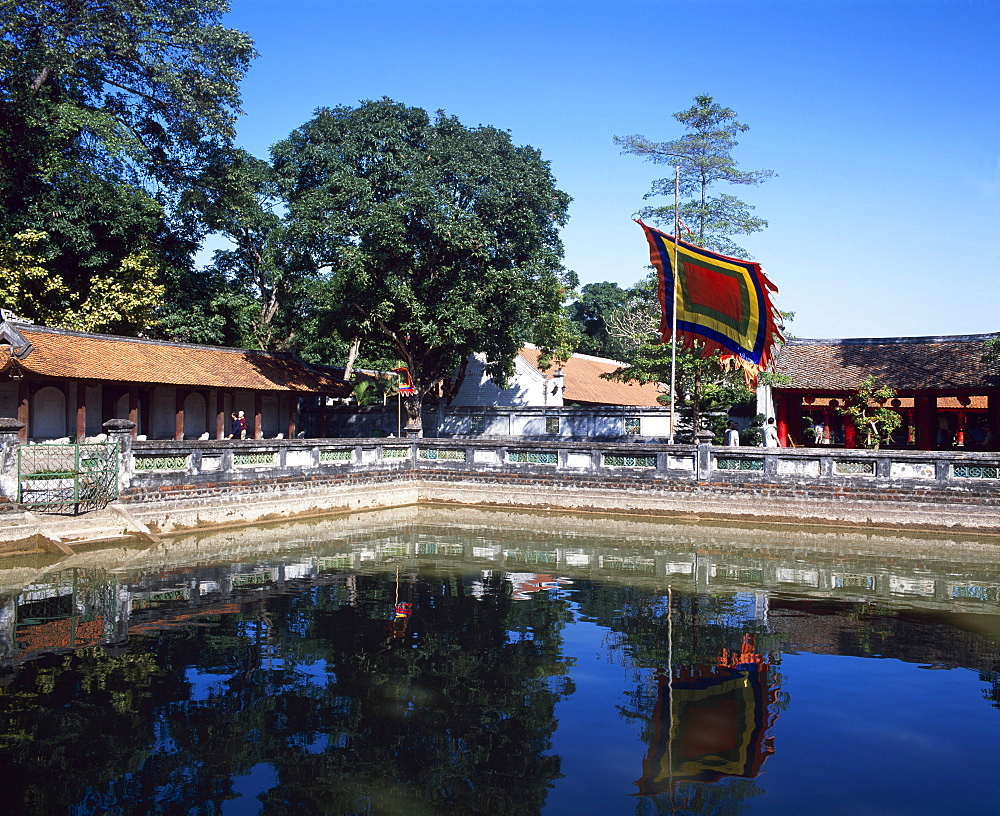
[450,353,557,407]
[33,385,66,439]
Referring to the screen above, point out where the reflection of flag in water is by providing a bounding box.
[636,635,778,795]
[638,220,784,386]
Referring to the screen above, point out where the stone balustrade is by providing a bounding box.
[118,434,1000,487]
[2,420,998,534]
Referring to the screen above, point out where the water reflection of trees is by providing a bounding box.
[0,568,574,815]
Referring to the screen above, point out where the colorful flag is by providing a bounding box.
[638,220,784,385]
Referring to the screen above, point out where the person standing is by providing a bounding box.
[763,417,780,447]
[237,410,247,439]
[228,411,241,439]
[725,421,740,446]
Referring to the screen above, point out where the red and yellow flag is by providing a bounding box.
[639,220,784,385]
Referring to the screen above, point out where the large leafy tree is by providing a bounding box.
[272,99,573,432]
[567,281,629,359]
[0,0,255,332]
[615,94,774,257]
[180,147,310,351]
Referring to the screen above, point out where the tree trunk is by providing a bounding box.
[403,391,423,436]
[343,338,361,382]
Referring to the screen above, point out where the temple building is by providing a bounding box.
[0,315,350,443]
[765,333,1000,450]
[451,343,664,408]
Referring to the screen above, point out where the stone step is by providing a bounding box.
[0,505,159,553]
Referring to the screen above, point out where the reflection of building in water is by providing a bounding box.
[504,573,572,601]
[636,635,779,795]
[3,527,1000,667]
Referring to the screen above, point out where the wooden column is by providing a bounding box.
[75,381,87,441]
[775,394,789,447]
[843,414,857,448]
[174,388,185,440]
[989,394,1000,451]
[140,390,152,440]
[785,395,802,446]
[253,392,263,439]
[318,396,328,439]
[17,380,29,442]
[914,395,935,451]
[287,394,298,439]
[128,387,139,438]
[212,390,225,439]
[202,389,212,438]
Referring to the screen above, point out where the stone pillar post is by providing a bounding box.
[103,418,136,492]
[0,417,24,502]
[695,430,714,480]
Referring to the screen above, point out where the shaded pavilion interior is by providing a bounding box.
[770,334,1000,450]
[0,318,351,442]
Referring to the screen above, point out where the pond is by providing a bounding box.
[0,505,998,815]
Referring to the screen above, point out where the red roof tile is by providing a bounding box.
[518,347,664,407]
[12,324,349,394]
[773,334,1000,393]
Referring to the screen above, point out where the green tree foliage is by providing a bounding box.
[566,275,662,362]
[0,569,572,814]
[272,99,573,431]
[0,230,165,333]
[615,94,774,257]
[837,375,903,449]
[568,281,628,358]
[0,0,256,332]
[181,147,312,351]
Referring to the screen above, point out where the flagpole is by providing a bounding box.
[669,165,679,445]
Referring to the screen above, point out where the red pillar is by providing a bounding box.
[786,395,803,446]
[253,392,263,439]
[956,411,967,447]
[914,395,935,451]
[843,414,857,448]
[775,394,789,447]
[989,394,1000,451]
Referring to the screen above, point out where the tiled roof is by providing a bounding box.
[10,324,350,394]
[518,347,664,407]
[773,334,1000,392]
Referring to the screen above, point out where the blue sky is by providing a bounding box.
[221,0,1000,340]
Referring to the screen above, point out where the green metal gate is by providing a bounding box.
[17,442,119,514]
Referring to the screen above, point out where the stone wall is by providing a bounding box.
[320,405,674,440]
[2,424,999,537]
[118,436,1000,534]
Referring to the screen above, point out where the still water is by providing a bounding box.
[1,505,999,816]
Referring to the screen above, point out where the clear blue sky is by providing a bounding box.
[221,0,1000,340]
